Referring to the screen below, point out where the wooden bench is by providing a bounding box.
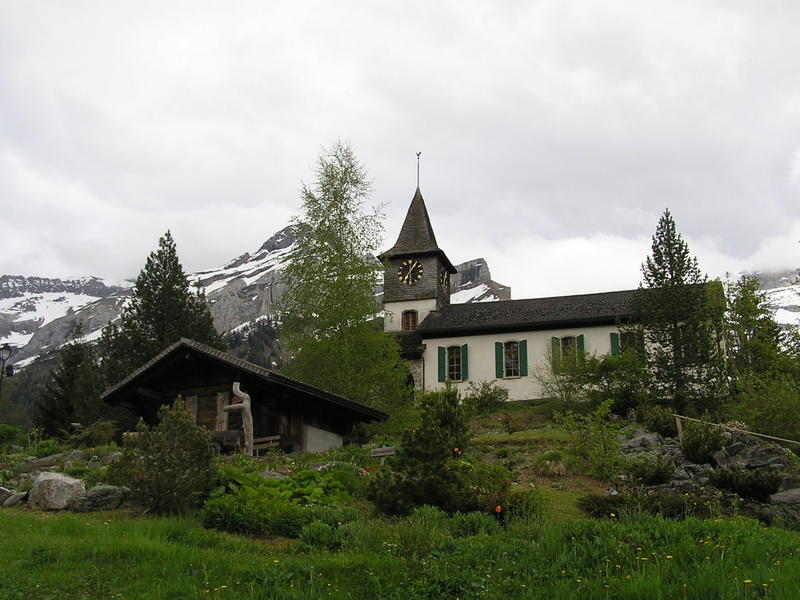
[370,446,396,464]
[253,435,282,456]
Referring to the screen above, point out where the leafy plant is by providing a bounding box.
[0,424,25,451]
[448,511,499,537]
[555,399,622,481]
[107,399,217,514]
[463,381,509,415]
[639,404,678,437]
[680,418,724,464]
[532,450,579,477]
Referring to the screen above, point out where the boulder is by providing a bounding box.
[260,471,288,480]
[3,492,27,507]
[28,472,86,510]
[65,450,86,461]
[770,488,800,505]
[622,432,662,451]
[25,453,65,469]
[73,485,127,512]
[0,487,13,505]
[101,451,123,465]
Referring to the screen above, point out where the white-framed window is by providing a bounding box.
[447,345,462,381]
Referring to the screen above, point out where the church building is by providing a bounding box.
[381,188,637,401]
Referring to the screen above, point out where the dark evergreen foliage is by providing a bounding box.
[367,386,477,515]
[107,399,217,514]
[224,318,283,370]
[33,334,105,437]
[99,231,224,386]
[629,209,726,413]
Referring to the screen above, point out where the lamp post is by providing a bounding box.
[0,343,14,397]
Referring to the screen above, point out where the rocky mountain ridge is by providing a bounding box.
[0,226,511,368]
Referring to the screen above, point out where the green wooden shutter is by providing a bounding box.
[551,337,561,373]
[437,347,446,382]
[461,343,469,381]
[577,334,585,363]
[610,332,621,356]
[495,342,504,378]
[519,340,528,376]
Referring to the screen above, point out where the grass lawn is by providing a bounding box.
[4,508,800,599]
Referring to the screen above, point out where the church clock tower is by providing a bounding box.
[381,187,457,334]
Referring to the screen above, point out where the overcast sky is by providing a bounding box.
[2,1,800,299]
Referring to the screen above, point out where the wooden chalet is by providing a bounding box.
[101,338,387,453]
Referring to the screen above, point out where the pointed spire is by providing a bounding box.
[385,187,441,256]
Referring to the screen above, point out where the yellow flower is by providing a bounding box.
[743,579,752,584]
[666,555,673,559]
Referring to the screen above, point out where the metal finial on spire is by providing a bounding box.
[416,151,422,187]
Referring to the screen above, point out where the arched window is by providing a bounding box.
[402,310,418,331]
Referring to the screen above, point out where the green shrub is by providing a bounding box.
[66,421,117,448]
[623,452,675,484]
[503,488,548,523]
[555,399,622,481]
[449,511,499,537]
[394,506,452,559]
[31,438,63,458]
[463,380,509,414]
[0,424,25,450]
[710,466,781,501]
[323,462,369,498]
[640,405,678,437]
[460,462,514,511]
[300,520,339,550]
[367,386,479,515]
[681,418,724,464]
[578,492,722,520]
[106,400,217,514]
[64,465,89,478]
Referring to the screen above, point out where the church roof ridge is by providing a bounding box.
[383,187,441,257]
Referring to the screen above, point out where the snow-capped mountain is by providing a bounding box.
[0,226,510,368]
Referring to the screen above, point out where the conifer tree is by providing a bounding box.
[34,329,105,436]
[100,231,223,385]
[629,209,725,413]
[280,141,407,413]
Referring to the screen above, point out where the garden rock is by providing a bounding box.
[260,471,288,480]
[65,450,86,461]
[73,485,127,512]
[3,492,27,507]
[102,452,122,465]
[0,486,13,504]
[28,472,86,510]
[26,453,65,469]
[770,489,800,505]
[622,432,662,451]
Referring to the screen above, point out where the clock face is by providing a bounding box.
[440,269,449,292]
[397,259,424,286]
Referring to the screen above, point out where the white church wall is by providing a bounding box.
[384,298,438,332]
[422,324,623,400]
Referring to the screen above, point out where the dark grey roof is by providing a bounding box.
[392,331,424,359]
[101,338,387,422]
[381,188,456,273]
[416,289,636,337]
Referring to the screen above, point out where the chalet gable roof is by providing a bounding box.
[416,289,637,337]
[101,338,387,422]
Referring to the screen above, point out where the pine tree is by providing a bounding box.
[280,141,407,413]
[100,231,223,385]
[629,209,725,413]
[34,331,105,437]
